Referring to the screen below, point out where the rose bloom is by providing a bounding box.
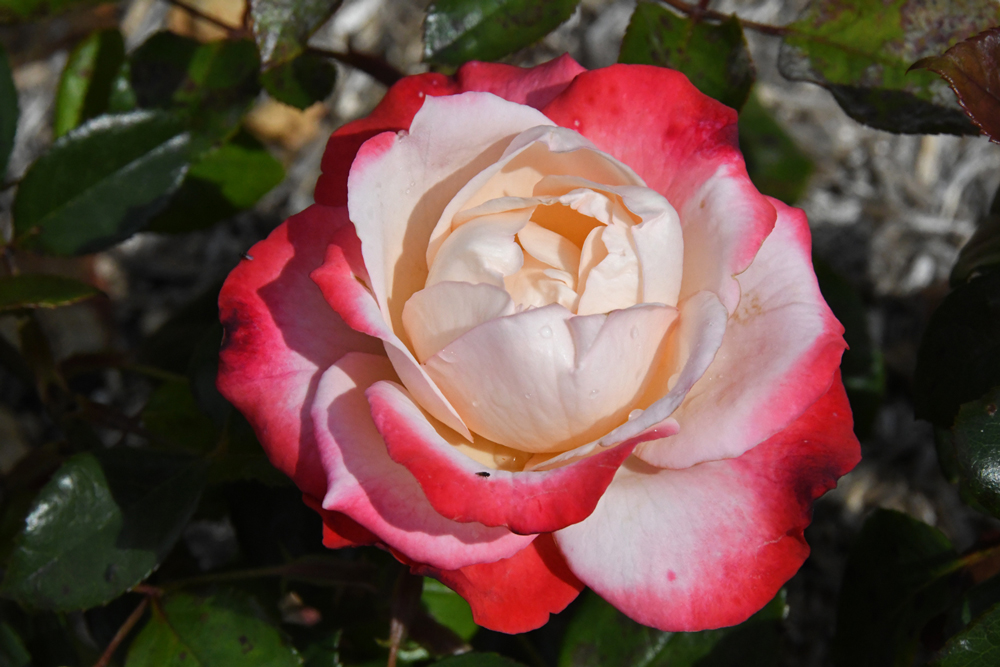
[218,55,860,633]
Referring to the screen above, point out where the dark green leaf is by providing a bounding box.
[0,0,102,22]
[125,589,302,666]
[914,271,1000,429]
[559,589,785,667]
[261,52,336,110]
[935,601,1000,666]
[148,129,284,234]
[0,622,31,667]
[0,274,100,310]
[951,183,1000,284]
[421,578,476,642]
[832,509,960,667]
[619,2,754,110]
[0,448,207,611]
[130,33,260,138]
[433,654,526,667]
[12,110,192,255]
[424,0,580,66]
[53,29,126,137]
[738,92,813,204]
[949,385,1000,519]
[250,0,344,67]
[0,44,16,179]
[142,379,218,453]
[911,27,1000,143]
[778,0,999,134]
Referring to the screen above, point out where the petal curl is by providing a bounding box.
[455,54,586,108]
[554,374,860,631]
[637,199,847,468]
[302,495,379,549]
[217,205,383,499]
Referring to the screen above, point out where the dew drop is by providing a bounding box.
[628,409,643,420]
[471,400,480,408]
[417,91,425,98]
[539,325,552,338]
[630,326,639,339]
[405,188,411,195]
[573,119,581,127]
[589,389,599,398]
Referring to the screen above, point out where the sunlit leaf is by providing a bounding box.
[0,44,17,179]
[425,0,580,66]
[911,27,1000,143]
[421,578,476,642]
[12,110,192,255]
[778,0,999,134]
[0,274,100,310]
[261,52,336,109]
[250,0,343,67]
[619,2,754,110]
[53,28,125,137]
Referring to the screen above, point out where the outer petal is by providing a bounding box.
[217,205,383,500]
[542,65,776,313]
[366,380,678,534]
[554,374,860,631]
[637,199,847,469]
[311,351,534,571]
[302,495,379,549]
[455,54,586,108]
[412,534,584,634]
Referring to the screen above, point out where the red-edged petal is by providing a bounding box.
[412,534,584,634]
[455,54,586,108]
[302,494,379,549]
[554,374,860,631]
[366,380,677,534]
[542,65,775,313]
[637,198,847,469]
[217,205,383,499]
[311,351,534,571]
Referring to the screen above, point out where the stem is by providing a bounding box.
[92,596,149,667]
[660,0,790,36]
[164,0,245,37]
[306,47,405,87]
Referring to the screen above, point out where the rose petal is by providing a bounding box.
[311,352,534,570]
[636,199,847,469]
[554,374,860,631]
[411,534,584,634]
[367,380,671,534]
[542,65,776,313]
[424,304,678,453]
[302,494,379,549]
[217,205,383,499]
[455,54,587,108]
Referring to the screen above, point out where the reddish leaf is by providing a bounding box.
[911,27,1000,143]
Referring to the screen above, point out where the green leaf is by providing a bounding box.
[421,578,476,642]
[0,0,102,22]
[0,44,17,180]
[738,92,814,204]
[130,33,260,138]
[261,52,336,110]
[0,622,31,667]
[0,448,207,611]
[619,2,754,110]
[148,129,284,234]
[424,0,580,66]
[53,29,126,138]
[949,385,1000,519]
[0,274,100,310]
[778,0,999,134]
[559,589,785,667]
[914,271,1000,429]
[12,110,192,255]
[433,654,526,667]
[935,601,1000,666]
[911,27,1000,143]
[832,509,960,667]
[126,590,302,666]
[249,0,344,67]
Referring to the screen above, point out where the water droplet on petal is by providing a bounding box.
[630,327,639,339]
[628,409,642,420]
[405,188,411,195]
[589,389,599,398]
[539,325,552,338]
[471,400,480,408]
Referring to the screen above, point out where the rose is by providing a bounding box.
[217,55,860,633]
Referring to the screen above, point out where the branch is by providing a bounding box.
[660,0,789,36]
[92,596,149,667]
[306,47,405,87]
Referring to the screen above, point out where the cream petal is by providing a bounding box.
[518,220,581,279]
[576,223,641,316]
[425,207,531,288]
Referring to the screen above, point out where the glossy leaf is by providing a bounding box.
[738,92,814,205]
[911,27,1000,143]
[424,0,580,66]
[250,0,343,67]
[261,52,336,109]
[421,578,476,642]
[914,271,1000,429]
[951,185,1000,284]
[53,29,125,137]
[832,509,960,667]
[559,589,785,667]
[0,623,30,667]
[0,274,100,311]
[949,386,1000,519]
[778,0,999,134]
[0,448,207,611]
[0,44,16,179]
[148,129,284,234]
[619,2,754,110]
[935,601,1000,666]
[126,590,302,666]
[12,110,192,255]
[433,654,526,667]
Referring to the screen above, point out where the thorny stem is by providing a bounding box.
[660,0,790,36]
[92,595,150,667]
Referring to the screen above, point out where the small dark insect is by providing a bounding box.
[475,471,491,478]
[240,251,254,261]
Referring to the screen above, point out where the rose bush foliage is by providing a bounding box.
[217,55,860,634]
